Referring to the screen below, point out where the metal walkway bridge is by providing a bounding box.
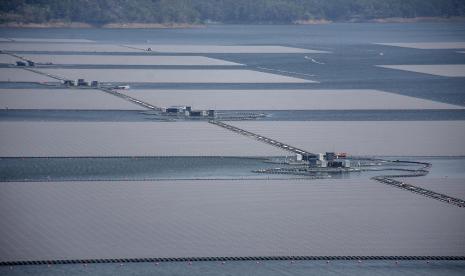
[209,120,316,158]
[371,161,465,208]
[99,88,163,111]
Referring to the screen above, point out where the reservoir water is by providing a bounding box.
[1,23,464,275]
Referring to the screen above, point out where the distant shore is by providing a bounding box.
[295,16,465,24]
[293,19,332,25]
[0,22,94,28]
[367,16,465,23]
[1,17,465,28]
[101,23,205,29]
[0,22,205,29]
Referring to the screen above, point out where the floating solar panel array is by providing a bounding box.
[117,89,464,110]
[0,89,146,110]
[229,121,465,156]
[376,42,465,77]
[0,122,286,157]
[1,37,464,265]
[1,179,464,262]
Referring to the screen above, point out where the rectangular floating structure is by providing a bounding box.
[377,64,465,77]
[228,121,465,156]
[125,44,329,53]
[0,43,142,53]
[375,42,465,50]
[118,89,463,110]
[3,38,95,43]
[35,68,314,83]
[0,68,56,82]
[11,54,242,66]
[0,178,464,262]
[0,89,146,110]
[0,122,286,157]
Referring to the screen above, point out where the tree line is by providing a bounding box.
[1,0,464,25]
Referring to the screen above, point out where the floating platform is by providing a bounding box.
[1,179,464,263]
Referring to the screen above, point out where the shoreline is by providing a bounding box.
[101,23,205,29]
[295,16,465,24]
[1,16,464,29]
[0,22,205,29]
[367,16,465,23]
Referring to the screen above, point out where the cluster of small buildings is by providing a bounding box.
[297,152,350,168]
[163,106,216,118]
[62,78,99,88]
[16,60,35,67]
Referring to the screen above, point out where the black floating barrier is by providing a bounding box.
[2,256,465,266]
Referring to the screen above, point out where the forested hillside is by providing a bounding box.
[1,0,465,25]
